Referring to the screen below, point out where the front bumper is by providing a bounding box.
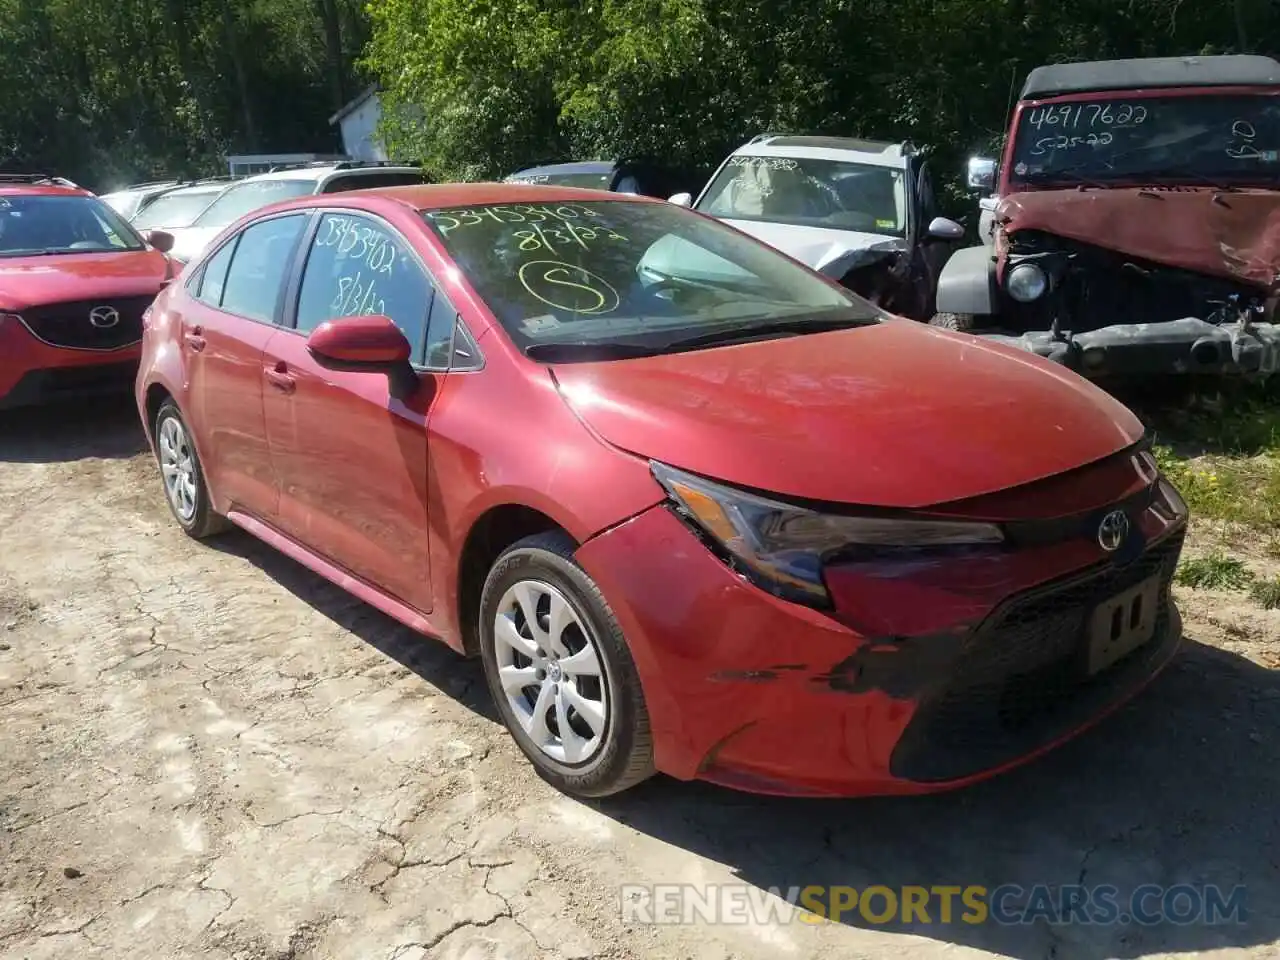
[576,487,1186,798]
[0,318,141,411]
[979,317,1280,380]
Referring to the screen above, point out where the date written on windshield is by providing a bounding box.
[1026,103,1148,130]
[1031,131,1114,155]
[428,204,609,235]
[514,222,629,254]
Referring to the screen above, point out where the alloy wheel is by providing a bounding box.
[492,579,609,764]
[158,415,197,523]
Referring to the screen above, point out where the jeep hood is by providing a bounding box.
[720,218,904,278]
[999,187,1280,289]
[551,320,1143,508]
[0,249,171,312]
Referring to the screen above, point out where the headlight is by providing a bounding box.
[1005,262,1047,302]
[651,462,1005,606]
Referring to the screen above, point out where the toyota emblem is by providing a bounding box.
[88,305,120,329]
[1097,510,1130,553]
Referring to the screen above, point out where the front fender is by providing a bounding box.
[935,244,998,315]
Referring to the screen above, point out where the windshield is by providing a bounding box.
[132,189,222,229]
[422,199,869,356]
[192,178,316,229]
[1009,93,1280,186]
[506,172,615,189]
[0,194,146,256]
[696,155,907,236]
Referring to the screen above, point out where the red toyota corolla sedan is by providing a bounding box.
[135,183,1188,799]
[0,175,176,409]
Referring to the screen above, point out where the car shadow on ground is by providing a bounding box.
[592,637,1279,957]
[203,527,499,723]
[0,394,147,463]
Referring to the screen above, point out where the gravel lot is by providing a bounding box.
[1,400,1278,960]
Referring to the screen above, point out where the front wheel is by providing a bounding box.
[478,532,655,798]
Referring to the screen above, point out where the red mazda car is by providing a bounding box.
[0,174,176,409]
[135,183,1189,799]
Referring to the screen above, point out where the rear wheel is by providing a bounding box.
[478,531,655,798]
[929,312,976,332]
[154,400,228,539]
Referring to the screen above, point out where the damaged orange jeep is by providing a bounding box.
[934,54,1280,383]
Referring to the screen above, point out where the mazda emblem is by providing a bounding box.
[88,305,120,329]
[1097,510,1130,553]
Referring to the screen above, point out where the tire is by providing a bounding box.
[929,312,976,332]
[153,399,229,539]
[478,531,655,798]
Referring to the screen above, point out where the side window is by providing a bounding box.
[219,214,308,323]
[294,212,430,357]
[195,238,237,307]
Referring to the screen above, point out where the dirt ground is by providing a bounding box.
[1,400,1278,960]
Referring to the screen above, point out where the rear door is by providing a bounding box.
[260,209,460,611]
[180,212,310,519]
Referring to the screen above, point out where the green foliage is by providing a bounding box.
[362,0,1279,201]
[1175,554,1255,591]
[1248,577,1280,610]
[0,0,373,189]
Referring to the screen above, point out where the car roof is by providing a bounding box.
[509,161,616,178]
[732,135,911,169]
[235,163,424,184]
[1021,54,1280,100]
[0,183,92,198]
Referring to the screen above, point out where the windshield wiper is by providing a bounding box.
[1140,167,1237,192]
[658,314,880,352]
[1020,168,1110,190]
[523,314,879,362]
[524,340,664,362]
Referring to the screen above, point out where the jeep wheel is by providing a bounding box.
[929,312,976,332]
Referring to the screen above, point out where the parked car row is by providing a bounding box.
[9,52,1255,803]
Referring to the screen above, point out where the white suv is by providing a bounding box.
[671,135,963,319]
[166,161,430,263]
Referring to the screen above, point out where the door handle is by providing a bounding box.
[264,363,296,394]
[184,325,206,352]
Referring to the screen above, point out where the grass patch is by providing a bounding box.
[1175,553,1256,590]
[1144,384,1280,531]
[1248,577,1280,610]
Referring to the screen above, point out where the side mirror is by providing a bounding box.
[927,216,965,242]
[667,192,693,207]
[966,156,997,193]
[307,314,417,397]
[145,229,175,253]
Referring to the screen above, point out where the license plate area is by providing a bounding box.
[1087,575,1160,675]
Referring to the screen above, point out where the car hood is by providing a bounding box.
[719,218,905,278]
[167,226,224,263]
[0,249,172,312]
[551,320,1143,508]
[999,187,1280,290]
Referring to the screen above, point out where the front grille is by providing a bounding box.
[890,530,1185,782]
[20,295,153,350]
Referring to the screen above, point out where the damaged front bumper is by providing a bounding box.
[573,480,1187,798]
[979,317,1280,380]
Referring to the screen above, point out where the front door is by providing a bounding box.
[180,212,309,518]
[262,211,455,612]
